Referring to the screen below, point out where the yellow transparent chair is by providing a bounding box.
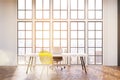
[38,51,53,76]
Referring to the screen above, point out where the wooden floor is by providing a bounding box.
[0,65,120,80]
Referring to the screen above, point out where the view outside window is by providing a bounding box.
[17,0,103,65]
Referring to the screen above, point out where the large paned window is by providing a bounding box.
[17,0,103,65]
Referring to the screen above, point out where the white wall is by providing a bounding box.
[103,0,118,66]
[0,0,17,66]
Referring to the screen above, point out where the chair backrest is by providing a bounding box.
[52,47,63,61]
[52,47,63,54]
[38,51,53,64]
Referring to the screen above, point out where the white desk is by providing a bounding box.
[53,53,87,65]
[26,53,87,74]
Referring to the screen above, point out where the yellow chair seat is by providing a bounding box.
[38,51,53,64]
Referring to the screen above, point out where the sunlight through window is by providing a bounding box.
[17,0,103,65]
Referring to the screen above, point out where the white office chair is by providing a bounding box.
[52,47,65,70]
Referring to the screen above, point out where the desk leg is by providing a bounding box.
[80,57,87,73]
[68,56,71,66]
[26,57,32,74]
[80,57,84,70]
[30,57,34,71]
[67,56,68,65]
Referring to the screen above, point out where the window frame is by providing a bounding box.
[17,0,103,65]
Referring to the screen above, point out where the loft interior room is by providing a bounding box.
[0,0,120,80]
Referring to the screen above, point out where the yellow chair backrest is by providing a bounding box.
[38,51,53,64]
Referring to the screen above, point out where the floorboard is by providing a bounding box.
[0,65,120,80]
